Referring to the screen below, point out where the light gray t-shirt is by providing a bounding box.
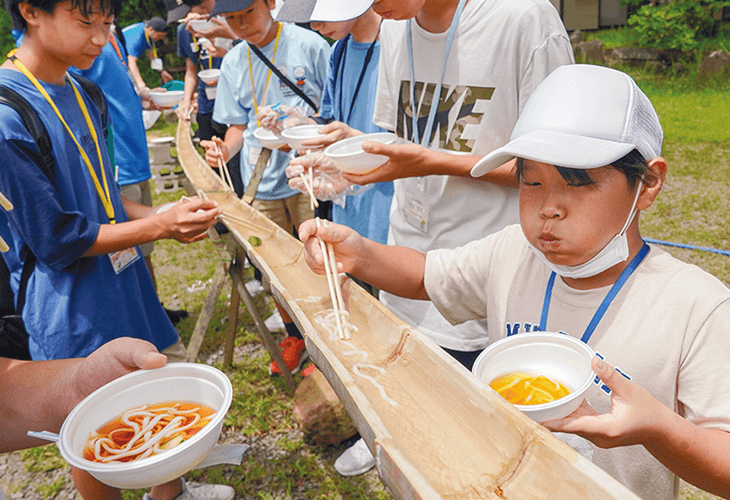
[373,0,574,351]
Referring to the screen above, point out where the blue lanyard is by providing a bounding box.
[406,0,467,146]
[539,242,650,343]
[336,34,378,125]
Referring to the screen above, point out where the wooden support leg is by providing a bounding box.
[186,260,230,362]
[223,283,240,366]
[229,257,296,395]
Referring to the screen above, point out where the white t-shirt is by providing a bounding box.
[372,0,574,351]
[424,224,730,500]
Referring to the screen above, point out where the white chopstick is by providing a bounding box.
[315,218,347,340]
[214,144,234,192]
[299,170,319,210]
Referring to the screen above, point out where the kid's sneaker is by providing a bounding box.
[142,478,234,500]
[334,438,375,476]
[268,336,307,376]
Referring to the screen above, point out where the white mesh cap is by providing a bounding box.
[471,64,663,176]
[275,0,374,23]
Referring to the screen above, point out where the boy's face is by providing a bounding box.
[518,160,638,267]
[310,20,357,41]
[223,0,273,45]
[370,0,425,20]
[147,28,167,41]
[25,0,112,71]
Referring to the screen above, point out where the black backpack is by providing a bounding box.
[0,74,108,360]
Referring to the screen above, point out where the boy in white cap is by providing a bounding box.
[298,64,730,500]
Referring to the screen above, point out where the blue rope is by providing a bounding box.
[644,238,730,257]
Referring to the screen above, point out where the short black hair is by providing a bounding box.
[5,0,121,31]
[516,149,656,190]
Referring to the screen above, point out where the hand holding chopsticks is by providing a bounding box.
[315,217,348,340]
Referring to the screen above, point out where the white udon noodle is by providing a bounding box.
[87,404,214,463]
[313,308,399,407]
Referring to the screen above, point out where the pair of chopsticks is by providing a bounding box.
[214,143,234,193]
[300,167,318,211]
[315,217,348,340]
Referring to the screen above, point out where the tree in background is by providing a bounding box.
[624,0,730,53]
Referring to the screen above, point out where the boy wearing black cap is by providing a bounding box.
[122,16,173,92]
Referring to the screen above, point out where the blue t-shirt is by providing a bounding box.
[213,23,330,200]
[70,34,151,186]
[122,22,153,58]
[177,24,222,116]
[320,36,393,244]
[0,69,179,360]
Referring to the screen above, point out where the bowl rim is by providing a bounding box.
[58,364,232,474]
[473,332,595,412]
[149,90,184,96]
[198,69,221,77]
[188,19,215,29]
[324,132,398,158]
[253,127,286,146]
[280,124,324,139]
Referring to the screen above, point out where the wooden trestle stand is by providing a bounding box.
[174,119,642,500]
[179,138,298,394]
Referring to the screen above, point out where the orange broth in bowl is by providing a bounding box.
[83,402,215,464]
[489,372,571,405]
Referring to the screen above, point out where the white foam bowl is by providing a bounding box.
[472,333,595,423]
[254,127,286,148]
[198,68,220,85]
[281,124,324,150]
[58,364,233,489]
[188,19,216,31]
[324,132,397,174]
[149,90,184,108]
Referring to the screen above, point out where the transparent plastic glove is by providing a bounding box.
[286,152,372,208]
[256,104,310,134]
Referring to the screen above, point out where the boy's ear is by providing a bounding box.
[636,157,667,211]
[17,2,41,27]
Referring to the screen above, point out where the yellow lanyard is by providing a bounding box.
[144,28,158,59]
[193,36,212,69]
[10,53,116,224]
[247,23,282,125]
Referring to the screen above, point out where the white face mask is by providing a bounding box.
[528,181,643,279]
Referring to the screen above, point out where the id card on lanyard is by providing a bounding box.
[403,0,467,232]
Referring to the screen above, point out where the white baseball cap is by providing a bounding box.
[275,0,374,23]
[471,64,663,177]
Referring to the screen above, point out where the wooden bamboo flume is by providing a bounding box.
[315,217,348,340]
[218,211,272,234]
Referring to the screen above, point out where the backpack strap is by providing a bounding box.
[248,44,319,113]
[0,85,54,320]
[0,85,55,176]
[70,74,109,139]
